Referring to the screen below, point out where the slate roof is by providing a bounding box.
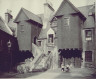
[8,19,17,37]
[78,4,95,28]
[0,16,13,35]
[78,5,94,17]
[14,8,43,25]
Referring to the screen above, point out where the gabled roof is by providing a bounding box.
[78,5,95,28]
[78,5,94,17]
[14,8,43,25]
[0,16,13,35]
[54,0,86,20]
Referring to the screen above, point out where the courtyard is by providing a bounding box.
[0,67,96,79]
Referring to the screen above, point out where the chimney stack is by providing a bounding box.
[5,9,13,24]
[43,0,54,28]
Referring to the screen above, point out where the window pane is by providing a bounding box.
[85,30,92,41]
[85,30,92,37]
[21,25,24,32]
[48,34,53,43]
[64,17,70,26]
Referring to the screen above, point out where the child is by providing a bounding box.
[61,63,64,71]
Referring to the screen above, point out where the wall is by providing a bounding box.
[17,20,32,51]
[57,14,82,50]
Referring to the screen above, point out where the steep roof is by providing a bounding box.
[54,0,86,20]
[14,8,43,25]
[8,19,17,37]
[0,16,13,35]
[78,5,94,17]
[78,4,95,28]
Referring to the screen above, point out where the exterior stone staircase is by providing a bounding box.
[30,43,53,71]
[17,44,58,73]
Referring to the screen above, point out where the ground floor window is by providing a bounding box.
[85,51,92,62]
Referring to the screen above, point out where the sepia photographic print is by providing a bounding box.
[0,0,96,79]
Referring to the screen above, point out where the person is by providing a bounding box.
[61,63,64,71]
[65,64,70,72]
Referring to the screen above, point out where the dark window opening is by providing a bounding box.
[48,34,53,43]
[85,51,92,62]
[34,36,37,44]
[85,30,92,41]
[38,41,41,46]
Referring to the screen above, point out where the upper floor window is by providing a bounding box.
[21,25,24,32]
[85,30,92,41]
[48,34,54,43]
[0,40,2,51]
[64,17,70,26]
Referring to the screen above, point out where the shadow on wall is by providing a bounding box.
[16,50,34,62]
[0,50,34,72]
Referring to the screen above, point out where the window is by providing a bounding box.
[85,51,92,62]
[85,30,92,41]
[21,25,24,32]
[34,36,37,44]
[64,17,70,26]
[38,41,41,46]
[48,34,54,43]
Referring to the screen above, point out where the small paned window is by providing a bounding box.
[85,30,92,41]
[64,17,70,26]
[48,34,54,43]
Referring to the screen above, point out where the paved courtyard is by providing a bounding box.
[0,68,96,79]
[26,68,96,79]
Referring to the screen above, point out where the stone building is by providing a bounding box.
[50,0,86,68]
[14,8,42,51]
[78,4,95,68]
[0,11,19,71]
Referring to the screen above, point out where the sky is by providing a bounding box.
[0,0,95,19]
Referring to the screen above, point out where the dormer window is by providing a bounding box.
[85,30,92,41]
[64,17,70,26]
[48,34,54,43]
